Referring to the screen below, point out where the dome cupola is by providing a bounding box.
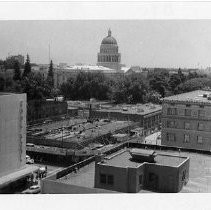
[101,29,117,45]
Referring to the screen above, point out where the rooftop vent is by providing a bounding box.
[129,149,157,163]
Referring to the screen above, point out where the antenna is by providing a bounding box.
[48,43,51,63]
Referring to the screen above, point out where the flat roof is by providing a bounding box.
[163,90,211,104]
[53,148,211,192]
[57,148,187,189]
[58,162,95,188]
[103,150,186,168]
[95,104,162,115]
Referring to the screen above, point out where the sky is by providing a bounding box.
[1,20,211,68]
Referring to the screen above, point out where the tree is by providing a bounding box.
[175,78,210,94]
[149,72,169,98]
[13,61,21,81]
[21,72,51,101]
[47,60,54,88]
[168,74,183,93]
[22,54,31,77]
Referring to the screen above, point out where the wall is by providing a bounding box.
[95,164,129,192]
[41,178,115,194]
[144,163,178,192]
[27,100,68,122]
[0,93,26,177]
[176,158,190,192]
[127,164,145,193]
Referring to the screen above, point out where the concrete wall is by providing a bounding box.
[127,165,145,193]
[0,93,26,177]
[177,158,190,192]
[41,178,115,194]
[95,164,129,192]
[144,163,178,192]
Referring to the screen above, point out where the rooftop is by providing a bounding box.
[57,148,188,189]
[163,90,211,104]
[96,103,162,115]
[103,150,186,168]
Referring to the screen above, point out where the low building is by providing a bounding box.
[27,100,68,123]
[0,93,38,193]
[41,144,189,193]
[54,64,124,88]
[161,90,211,151]
[90,103,162,136]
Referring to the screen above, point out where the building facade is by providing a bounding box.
[161,90,211,151]
[97,29,121,71]
[0,93,26,177]
[27,100,68,123]
[90,104,162,136]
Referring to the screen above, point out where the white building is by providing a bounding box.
[0,93,38,192]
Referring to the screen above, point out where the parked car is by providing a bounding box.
[26,155,34,164]
[22,185,41,194]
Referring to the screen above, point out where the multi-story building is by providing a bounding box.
[161,90,211,151]
[0,93,38,192]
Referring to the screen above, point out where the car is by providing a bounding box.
[22,185,41,194]
[26,155,34,164]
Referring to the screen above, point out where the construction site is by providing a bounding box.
[26,117,139,165]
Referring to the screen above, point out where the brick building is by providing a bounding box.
[161,90,211,151]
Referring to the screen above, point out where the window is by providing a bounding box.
[167,121,176,128]
[198,110,205,118]
[100,174,106,184]
[107,175,114,185]
[185,109,191,116]
[184,122,190,130]
[100,174,114,185]
[167,108,177,116]
[198,123,204,131]
[139,175,143,185]
[197,136,203,144]
[184,134,190,143]
[167,133,176,141]
[182,170,186,181]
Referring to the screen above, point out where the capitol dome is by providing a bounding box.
[97,29,121,72]
[101,29,117,45]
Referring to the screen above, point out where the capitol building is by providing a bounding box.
[50,29,127,88]
[97,29,121,71]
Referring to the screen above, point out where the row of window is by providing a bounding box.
[167,133,203,144]
[167,108,205,118]
[167,121,205,131]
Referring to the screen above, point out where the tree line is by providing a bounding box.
[1,58,210,104]
[0,55,55,101]
[59,69,209,104]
